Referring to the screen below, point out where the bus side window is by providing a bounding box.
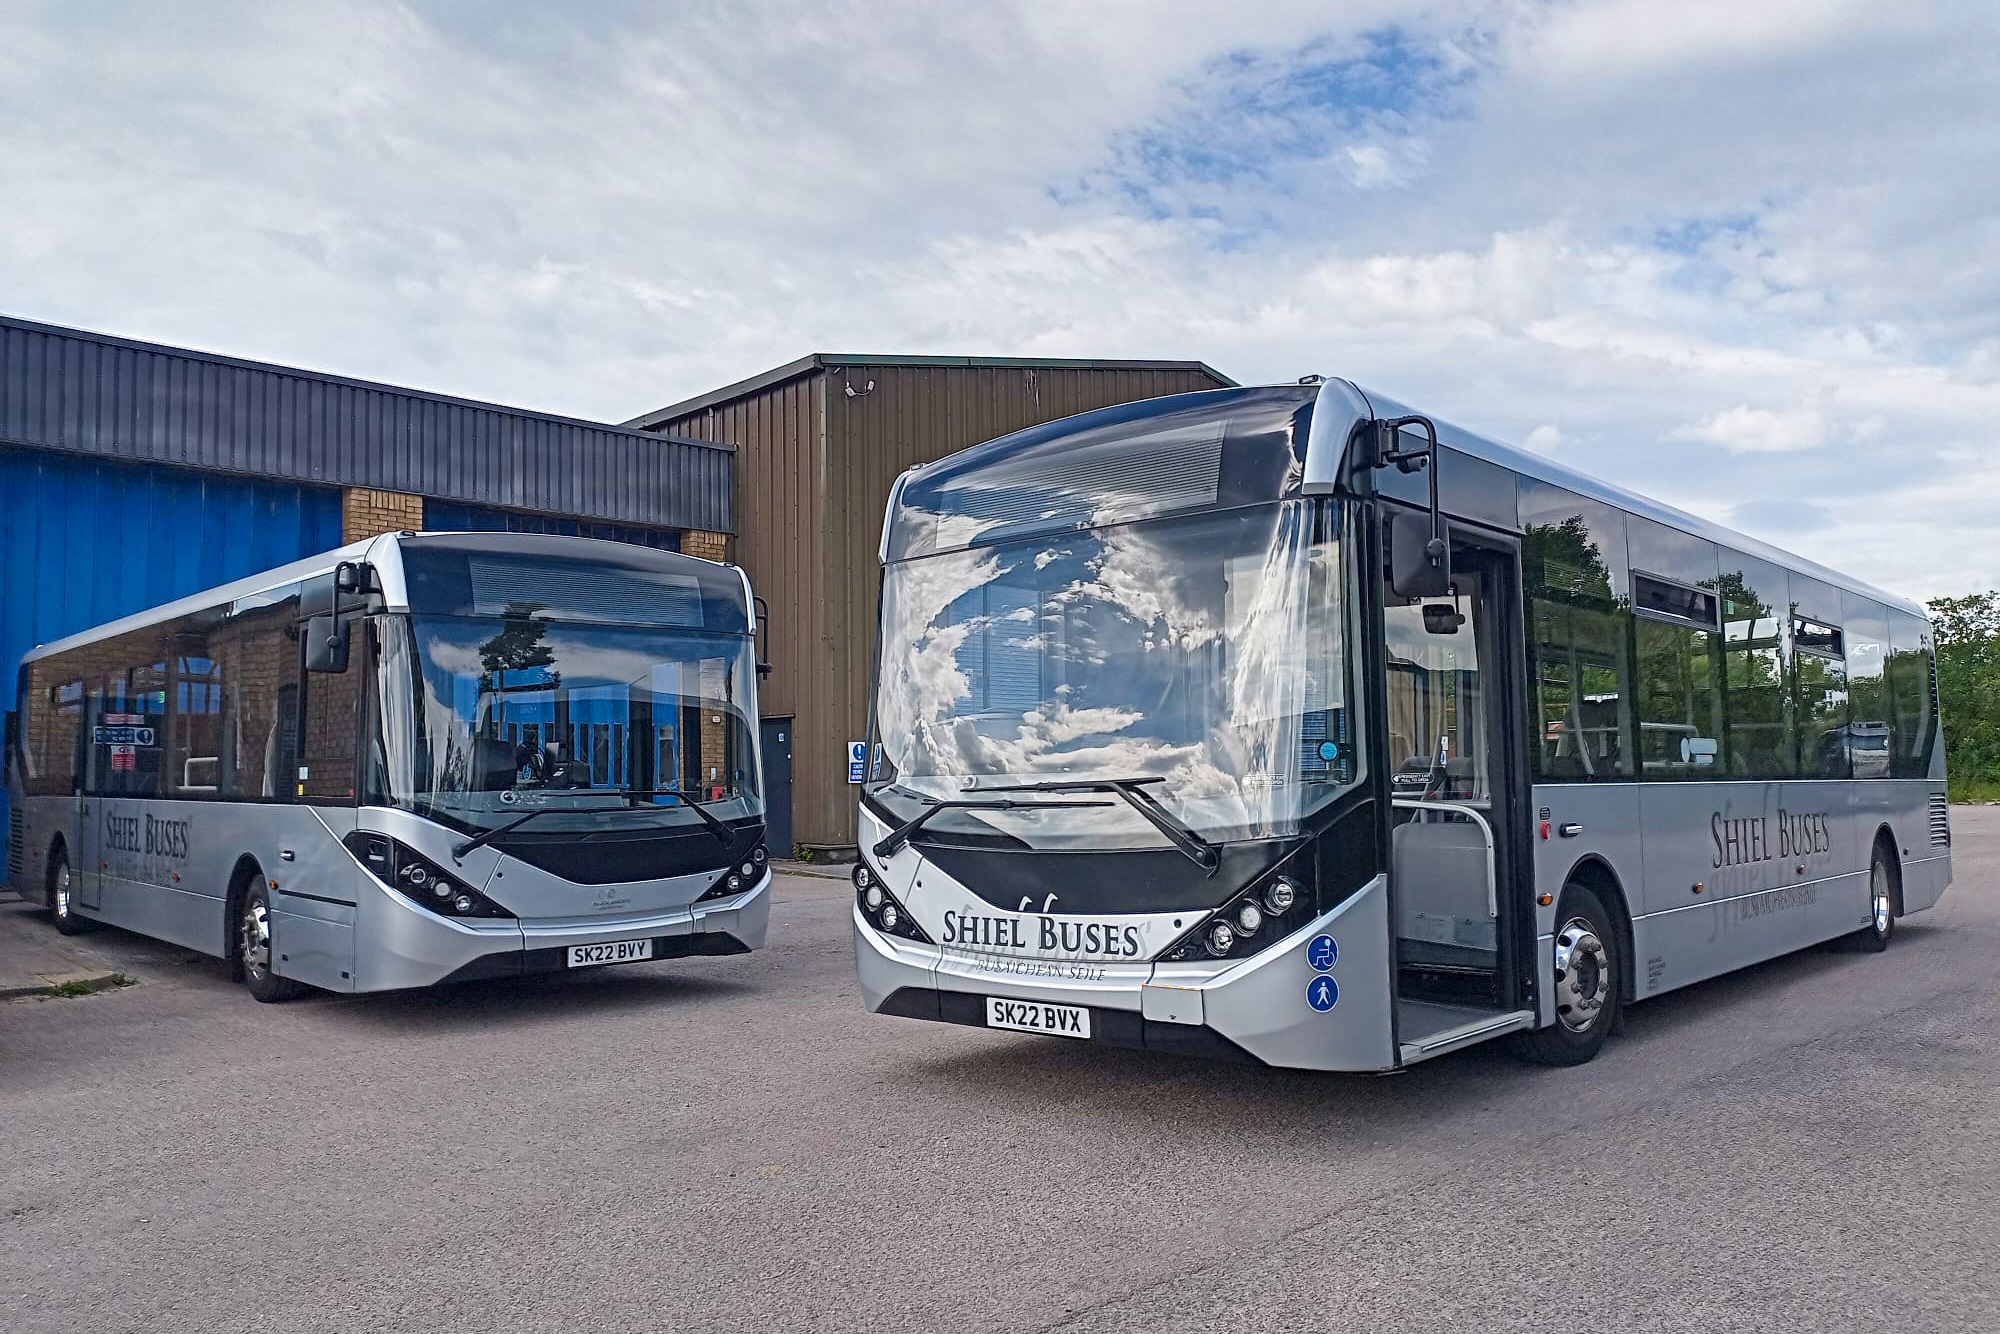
[1520,483,1633,781]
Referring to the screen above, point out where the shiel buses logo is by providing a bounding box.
[103,811,191,860]
[1711,809,1831,869]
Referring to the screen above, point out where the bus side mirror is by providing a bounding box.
[303,615,350,673]
[1389,509,1452,600]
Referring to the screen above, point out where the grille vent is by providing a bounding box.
[1929,792,1951,848]
[6,816,24,883]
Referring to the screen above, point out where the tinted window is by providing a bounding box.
[1841,595,1891,779]
[1790,574,1848,778]
[1718,552,1792,778]
[210,587,302,799]
[1887,611,1935,779]
[1521,482,1633,780]
[1629,524,1722,780]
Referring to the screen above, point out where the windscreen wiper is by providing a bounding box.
[451,808,565,861]
[871,795,1112,859]
[971,776,1221,873]
[615,788,735,847]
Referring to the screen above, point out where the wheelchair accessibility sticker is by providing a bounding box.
[1306,976,1339,1012]
[1306,934,1338,971]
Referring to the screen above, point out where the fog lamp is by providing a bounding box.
[452,893,475,914]
[726,873,744,892]
[863,885,885,911]
[881,903,901,931]
[1235,903,1264,935]
[1206,922,1235,956]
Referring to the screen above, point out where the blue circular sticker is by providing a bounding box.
[1318,740,1340,761]
[1306,934,1338,972]
[1306,976,1339,1012]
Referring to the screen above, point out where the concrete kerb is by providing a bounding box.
[0,894,133,999]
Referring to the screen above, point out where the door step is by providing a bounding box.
[1398,1008,1535,1065]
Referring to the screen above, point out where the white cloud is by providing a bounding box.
[1673,405,1831,455]
[3,1,2000,599]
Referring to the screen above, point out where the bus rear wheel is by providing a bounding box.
[237,881,305,1003]
[1839,841,1898,954]
[1513,883,1622,1067]
[49,847,90,936]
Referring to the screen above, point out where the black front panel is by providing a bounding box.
[490,820,763,884]
[912,839,1293,916]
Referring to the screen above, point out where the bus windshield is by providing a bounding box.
[369,611,762,835]
[868,499,1358,847]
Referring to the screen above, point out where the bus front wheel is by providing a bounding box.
[237,880,305,1004]
[1514,883,1622,1067]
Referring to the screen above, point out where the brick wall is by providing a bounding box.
[681,529,730,562]
[343,487,426,542]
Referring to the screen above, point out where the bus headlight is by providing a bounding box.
[852,858,931,943]
[740,861,756,878]
[1263,878,1299,914]
[752,846,768,866]
[342,833,514,920]
[1161,855,1316,964]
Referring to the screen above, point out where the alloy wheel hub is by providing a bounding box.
[241,901,272,974]
[1553,917,1609,1033]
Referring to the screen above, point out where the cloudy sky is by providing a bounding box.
[3,0,1996,598]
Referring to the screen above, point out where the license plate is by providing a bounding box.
[567,938,655,968]
[985,997,1090,1039]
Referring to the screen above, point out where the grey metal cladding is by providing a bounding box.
[0,315,734,533]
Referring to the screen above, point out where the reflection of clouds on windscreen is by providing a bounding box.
[877,502,1320,834]
[420,629,489,679]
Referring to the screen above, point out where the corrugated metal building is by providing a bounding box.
[626,354,1233,855]
[1,314,734,861]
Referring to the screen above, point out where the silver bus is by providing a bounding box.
[6,532,772,1001]
[852,379,1949,1069]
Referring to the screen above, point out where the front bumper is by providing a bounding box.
[358,873,773,990]
[852,873,1397,1072]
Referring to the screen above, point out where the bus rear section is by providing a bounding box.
[10,531,774,1000]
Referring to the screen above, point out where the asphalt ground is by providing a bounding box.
[3,812,1996,1334]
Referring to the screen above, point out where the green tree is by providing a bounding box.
[1928,591,2000,797]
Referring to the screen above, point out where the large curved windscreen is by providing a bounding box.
[868,500,1359,847]
[369,611,761,834]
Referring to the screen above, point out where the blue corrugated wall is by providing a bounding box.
[1,447,342,858]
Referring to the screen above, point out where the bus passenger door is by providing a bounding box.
[1382,527,1531,1040]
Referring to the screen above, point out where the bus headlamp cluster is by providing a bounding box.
[1165,868,1313,963]
[697,844,770,903]
[853,861,930,943]
[343,834,513,919]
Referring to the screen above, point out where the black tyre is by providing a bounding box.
[1513,883,1622,1067]
[237,878,306,1003]
[1839,840,1898,954]
[49,846,91,936]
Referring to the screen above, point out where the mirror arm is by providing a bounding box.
[1378,414,1445,573]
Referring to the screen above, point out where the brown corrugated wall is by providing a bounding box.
[661,360,1225,853]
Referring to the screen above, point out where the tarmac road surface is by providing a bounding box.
[3,812,1996,1333]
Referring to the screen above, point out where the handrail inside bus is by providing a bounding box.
[1391,797,1497,919]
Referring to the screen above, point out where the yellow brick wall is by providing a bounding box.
[681,528,730,562]
[342,488,426,542]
